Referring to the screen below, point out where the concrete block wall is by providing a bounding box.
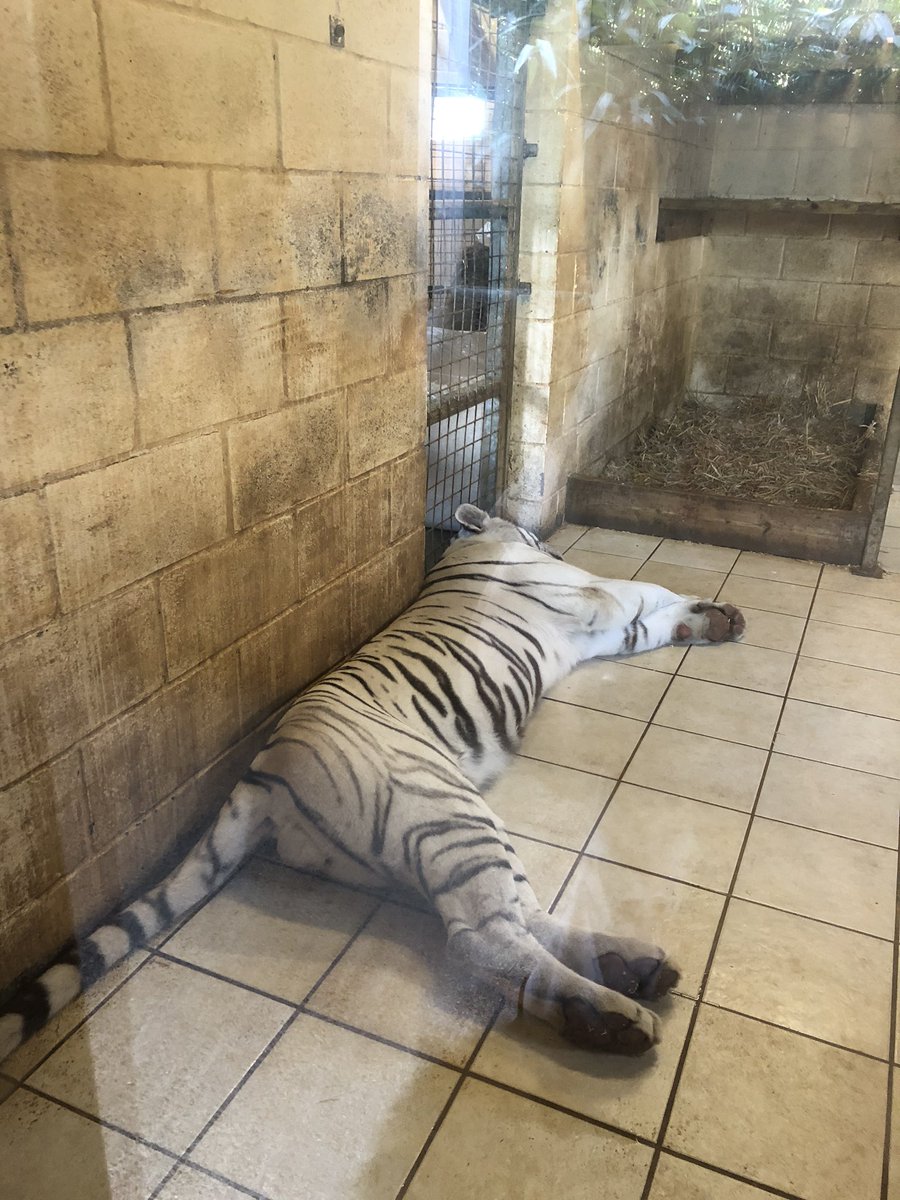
[505,3,714,531]
[0,0,430,991]
[693,106,900,411]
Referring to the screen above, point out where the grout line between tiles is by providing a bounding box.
[639,558,823,1200]
[880,809,900,1200]
[660,1148,808,1199]
[147,903,385,1200]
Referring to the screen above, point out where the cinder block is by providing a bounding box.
[725,356,804,398]
[868,286,900,330]
[238,580,351,730]
[695,317,771,357]
[736,279,819,322]
[296,489,349,594]
[349,554,394,647]
[7,161,214,321]
[714,109,761,150]
[837,325,900,367]
[0,321,134,492]
[0,750,89,920]
[794,148,872,200]
[46,435,228,609]
[101,0,277,166]
[228,393,345,529]
[1,0,107,153]
[520,186,562,257]
[845,106,899,148]
[705,235,784,279]
[803,363,856,403]
[160,516,298,678]
[0,224,16,328]
[349,366,425,480]
[782,239,856,283]
[213,170,341,296]
[342,0,421,68]
[196,0,331,40]
[0,493,57,643]
[709,150,798,198]
[388,273,427,372]
[853,239,900,285]
[343,177,424,282]
[816,283,871,326]
[770,323,838,362]
[347,466,392,570]
[81,649,240,847]
[391,527,425,611]
[0,582,165,786]
[514,316,554,387]
[280,39,388,173]
[390,448,426,542]
[854,367,897,407]
[829,214,899,240]
[867,153,900,203]
[389,67,430,178]
[687,355,727,394]
[757,106,850,150]
[283,282,387,402]
[551,310,590,382]
[131,297,283,445]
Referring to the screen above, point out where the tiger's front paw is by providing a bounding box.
[674,601,745,645]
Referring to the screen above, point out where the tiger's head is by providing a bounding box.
[454,504,562,559]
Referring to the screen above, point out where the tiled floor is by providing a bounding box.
[4,494,900,1200]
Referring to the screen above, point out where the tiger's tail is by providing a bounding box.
[0,779,268,1063]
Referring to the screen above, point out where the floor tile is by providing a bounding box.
[820,563,900,603]
[563,547,642,579]
[653,677,782,749]
[576,528,661,558]
[555,858,725,998]
[156,1165,249,1200]
[650,1153,782,1199]
[0,1074,16,1103]
[546,523,587,552]
[164,859,376,1003]
[634,561,727,599]
[486,757,613,849]
[734,819,896,938]
[405,1076,653,1199]
[680,641,795,696]
[307,902,495,1067]
[889,492,900,526]
[520,702,644,778]
[757,753,900,848]
[801,619,900,673]
[616,644,687,673]
[884,525,900,550]
[512,836,578,909]
[706,899,893,1057]
[2,952,150,1081]
[650,539,739,572]
[28,958,290,1154]
[736,606,806,653]
[666,1005,887,1200]
[545,659,669,720]
[811,588,900,635]
[790,656,900,721]
[776,699,900,778]
[190,1015,457,1200]
[587,784,748,891]
[0,1088,173,1200]
[717,575,814,617]
[731,550,821,586]
[623,725,767,811]
[473,993,694,1139]
[882,547,900,573]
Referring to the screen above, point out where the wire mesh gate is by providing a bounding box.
[425,0,531,566]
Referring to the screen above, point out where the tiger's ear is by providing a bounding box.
[455,504,490,533]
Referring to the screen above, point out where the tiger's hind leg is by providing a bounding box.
[428,843,660,1055]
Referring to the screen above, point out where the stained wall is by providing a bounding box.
[0,0,430,990]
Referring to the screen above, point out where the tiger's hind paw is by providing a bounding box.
[673,601,745,645]
[561,995,660,1056]
[595,951,681,1000]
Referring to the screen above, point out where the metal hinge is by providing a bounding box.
[523,142,539,159]
[515,281,532,300]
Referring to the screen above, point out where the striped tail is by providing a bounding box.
[0,781,267,1063]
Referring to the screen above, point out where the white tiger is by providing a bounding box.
[0,505,745,1060]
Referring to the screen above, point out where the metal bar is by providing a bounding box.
[853,370,900,577]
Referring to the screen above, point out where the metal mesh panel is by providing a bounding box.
[425,0,527,566]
